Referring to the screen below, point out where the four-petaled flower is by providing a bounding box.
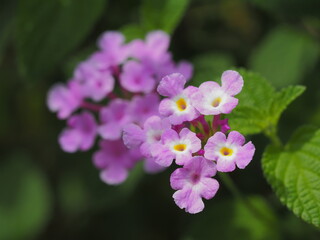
[157,73,199,125]
[152,128,201,166]
[59,111,97,152]
[191,70,243,115]
[93,140,141,185]
[204,131,255,172]
[170,156,219,214]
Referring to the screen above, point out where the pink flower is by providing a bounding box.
[191,70,243,115]
[98,99,132,140]
[123,116,171,157]
[58,111,97,152]
[120,60,156,93]
[158,60,193,81]
[204,131,255,172]
[130,93,160,126]
[170,156,219,214]
[93,140,141,185]
[123,116,171,173]
[74,59,115,102]
[47,81,82,119]
[129,31,170,65]
[129,31,193,82]
[157,73,199,125]
[97,31,129,66]
[152,128,201,167]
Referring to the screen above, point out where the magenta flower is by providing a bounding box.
[98,99,132,140]
[123,116,171,157]
[122,115,168,174]
[170,156,219,214]
[152,128,201,167]
[129,31,193,82]
[93,140,141,185]
[58,111,97,152]
[191,70,244,115]
[158,60,193,81]
[130,93,160,126]
[74,59,115,102]
[97,31,129,66]
[47,81,82,119]
[157,73,199,125]
[129,31,170,65]
[204,131,255,172]
[173,61,193,81]
[120,60,155,93]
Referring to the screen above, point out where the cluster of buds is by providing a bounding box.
[47,30,255,214]
[124,71,255,213]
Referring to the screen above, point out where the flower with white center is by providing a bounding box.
[151,128,201,167]
[204,131,255,172]
[122,116,171,173]
[191,70,244,115]
[157,73,199,125]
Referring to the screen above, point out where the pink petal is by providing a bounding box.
[144,157,166,173]
[200,178,219,200]
[100,166,128,185]
[122,124,145,149]
[173,188,205,214]
[236,141,255,169]
[221,70,243,96]
[216,158,236,172]
[204,132,227,160]
[227,131,246,146]
[157,73,186,97]
[159,99,174,117]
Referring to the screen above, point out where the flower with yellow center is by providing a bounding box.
[219,146,233,157]
[173,143,187,152]
[176,98,187,111]
[204,131,255,172]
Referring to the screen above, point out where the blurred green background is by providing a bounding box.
[1,0,320,239]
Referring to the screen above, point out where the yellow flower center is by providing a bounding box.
[174,144,187,152]
[212,97,221,107]
[220,147,233,156]
[176,98,187,111]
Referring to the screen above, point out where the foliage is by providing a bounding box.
[229,69,305,136]
[1,0,320,239]
[262,126,320,227]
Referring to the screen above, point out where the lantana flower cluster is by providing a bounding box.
[123,71,255,213]
[47,30,255,214]
[47,30,192,184]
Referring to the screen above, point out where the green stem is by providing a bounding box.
[265,125,282,147]
[218,173,275,227]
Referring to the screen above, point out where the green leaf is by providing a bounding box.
[184,196,280,240]
[250,26,319,88]
[15,0,107,82]
[262,125,320,228]
[269,85,306,125]
[140,0,190,33]
[229,69,305,135]
[0,153,52,239]
[121,24,146,42]
[191,52,235,86]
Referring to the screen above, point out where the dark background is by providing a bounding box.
[1,0,320,239]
